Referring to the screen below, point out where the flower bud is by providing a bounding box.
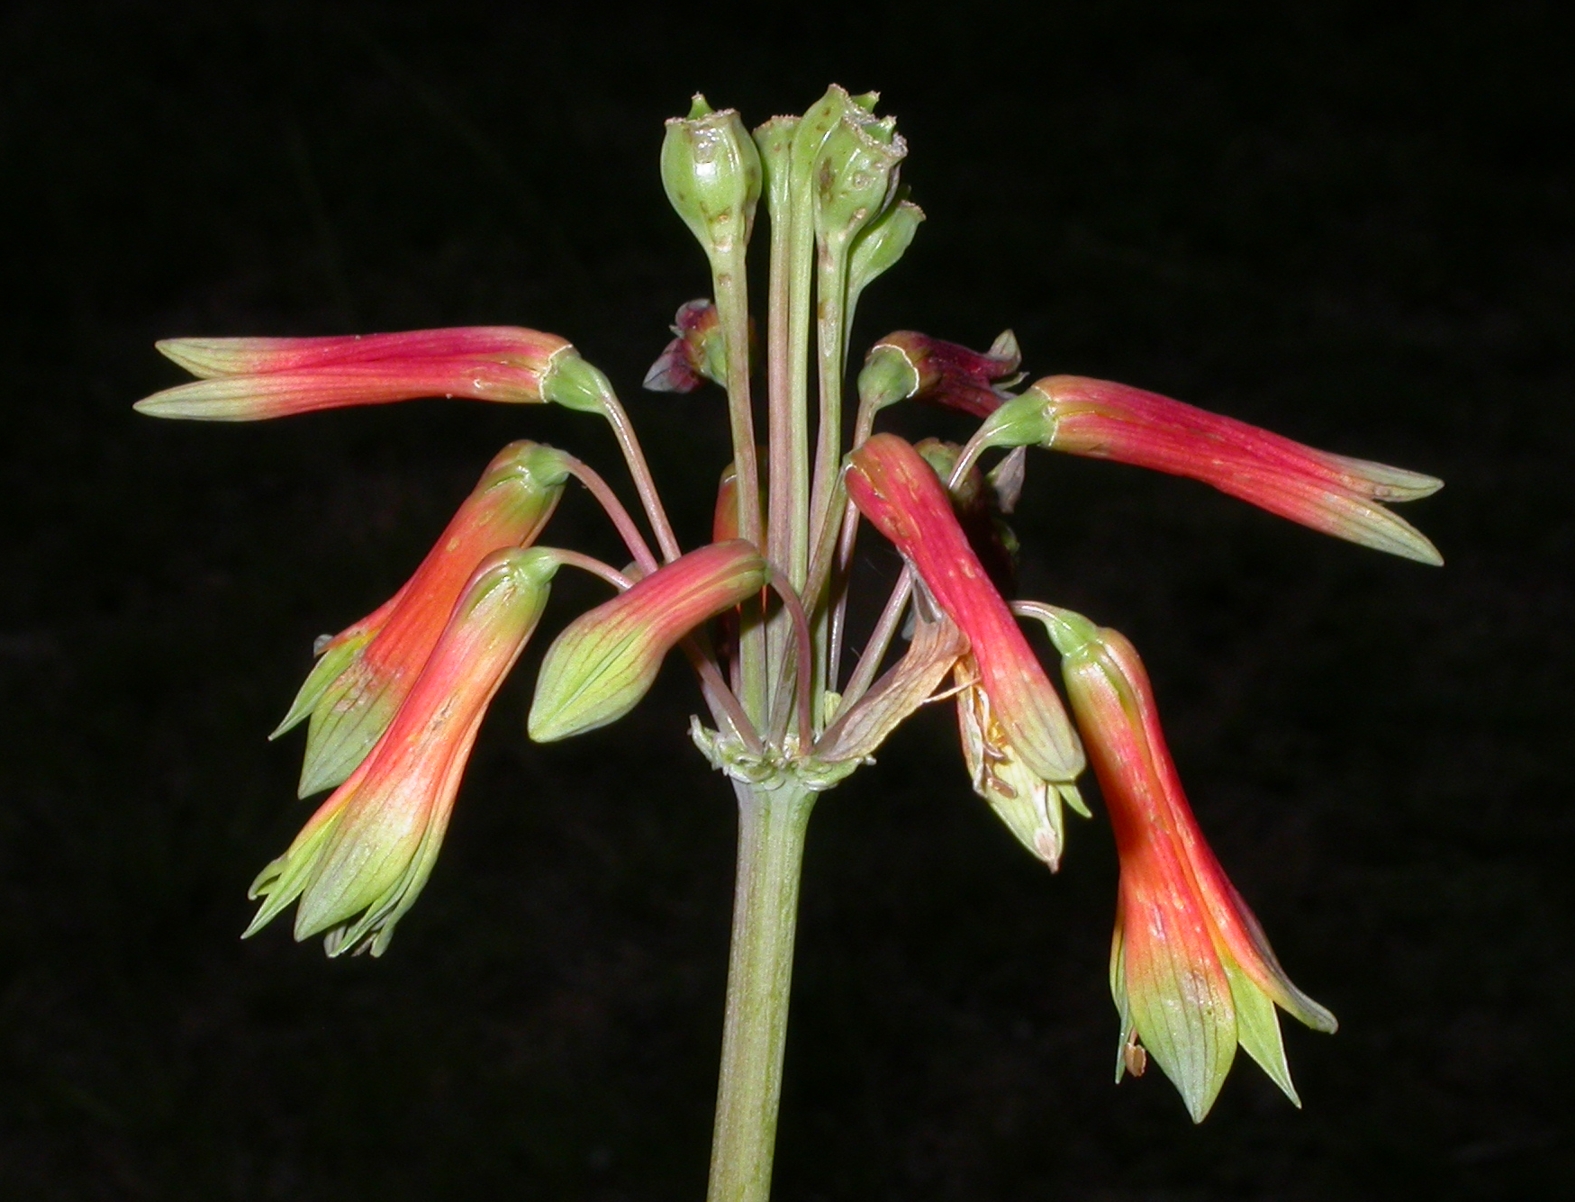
[529,540,769,742]
[847,199,924,310]
[274,441,570,795]
[246,546,559,957]
[661,95,762,266]
[136,327,573,421]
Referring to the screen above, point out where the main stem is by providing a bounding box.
[706,781,815,1202]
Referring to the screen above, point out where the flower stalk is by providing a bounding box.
[707,783,815,1202]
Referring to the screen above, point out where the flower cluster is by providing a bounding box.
[137,87,1439,1134]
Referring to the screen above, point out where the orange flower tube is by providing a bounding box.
[1044,607,1336,1121]
[273,441,570,796]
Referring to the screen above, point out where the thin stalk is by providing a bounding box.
[763,141,818,733]
[764,165,794,576]
[686,642,764,757]
[820,384,884,687]
[781,188,817,591]
[948,423,995,490]
[600,392,684,563]
[824,504,860,690]
[542,548,635,591]
[801,240,853,711]
[806,239,851,570]
[564,457,659,574]
[706,782,815,1202]
[768,507,841,726]
[838,567,912,713]
[757,115,798,586]
[764,570,816,746]
[712,246,769,725]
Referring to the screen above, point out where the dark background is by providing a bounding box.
[3,2,1570,1198]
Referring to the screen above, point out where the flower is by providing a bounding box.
[245,546,560,957]
[979,376,1443,564]
[1042,606,1337,1121]
[273,441,570,796]
[859,329,1022,417]
[644,298,726,394]
[135,326,577,421]
[845,432,1083,784]
[528,540,769,742]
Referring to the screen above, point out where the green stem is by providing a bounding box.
[712,244,769,724]
[706,782,815,1202]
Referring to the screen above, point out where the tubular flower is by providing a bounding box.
[134,326,576,421]
[1041,606,1337,1122]
[845,432,1083,783]
[529,540,769,742]
[274,441,570,797]
[980,376,1443,564]
[245,546,560,957]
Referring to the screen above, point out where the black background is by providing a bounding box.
[4,2,1571,1198]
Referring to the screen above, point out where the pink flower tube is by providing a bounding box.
[845,432,1082,783]
[984,375,1443,564]
[135,326,574,421]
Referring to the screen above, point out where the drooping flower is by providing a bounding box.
[1037,605,1337,1121]
[245,546,560,957]
[134,326,584,421]
[845,432,1083,785]
[528,540,770,742]
[979,376,1443,564]
[274,441,570,796]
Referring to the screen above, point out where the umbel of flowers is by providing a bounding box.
[137,87,1440,1199]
